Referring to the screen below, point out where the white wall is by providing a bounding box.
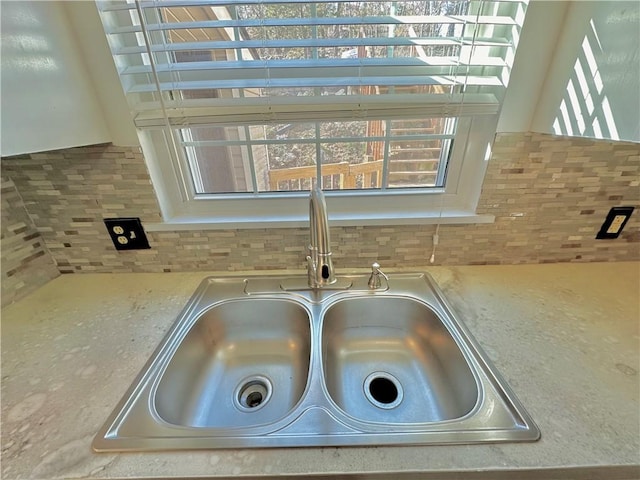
[62,2,138,147]
[530,1,640,142]
[0,1,112,156]
[497,1,570,133]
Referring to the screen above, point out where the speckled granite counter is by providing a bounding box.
[2,262,639,480]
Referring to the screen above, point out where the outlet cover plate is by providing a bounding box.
[596,206,634,239]
[104,218,151,250]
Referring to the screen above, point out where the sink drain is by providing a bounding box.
[364,372,403,409]
[234,376,272,412]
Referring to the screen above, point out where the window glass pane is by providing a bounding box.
[265,123,316,142]
[267,143,317,192]
[320,141,368,191]
[180,117,454,194]
[263,124,316,192]
[320,121,368,139]
[389,117,452,136]
[181,127,255,194]
[183,144,254,194]
[388,138,446,188]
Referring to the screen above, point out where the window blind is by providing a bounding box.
[97,0,528,128]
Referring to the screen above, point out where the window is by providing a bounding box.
[97,0,528,228]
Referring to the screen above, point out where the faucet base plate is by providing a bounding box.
[280,277,353,291]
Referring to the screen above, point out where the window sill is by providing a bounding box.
[144,211,495,231]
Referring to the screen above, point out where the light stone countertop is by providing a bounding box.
[1,262,639,479]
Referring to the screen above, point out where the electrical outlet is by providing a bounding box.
[104,218,150,250]
[596,207,634,239]
[606,215,627,234]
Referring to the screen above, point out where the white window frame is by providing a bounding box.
[141,113,496,230]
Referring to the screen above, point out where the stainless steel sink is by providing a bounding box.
[154,299,311,429]
[322,296,478,424]
[93,272,540,451]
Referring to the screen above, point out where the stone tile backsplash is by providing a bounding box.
[1,132,638,304]
[1,176,59,307]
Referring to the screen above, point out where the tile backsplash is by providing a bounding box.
[1,132,638,305]
[1,176,59,307]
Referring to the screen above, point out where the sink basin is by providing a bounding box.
[154,299,311,428]
[322,297,478,424]
[93,273,540,451]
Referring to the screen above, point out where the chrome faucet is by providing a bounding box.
[307,186,336,288]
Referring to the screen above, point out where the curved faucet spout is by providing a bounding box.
[308,186,336,287]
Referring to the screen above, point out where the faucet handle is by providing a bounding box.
[368,262,388,289]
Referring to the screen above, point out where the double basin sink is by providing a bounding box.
[93,272,539,451]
